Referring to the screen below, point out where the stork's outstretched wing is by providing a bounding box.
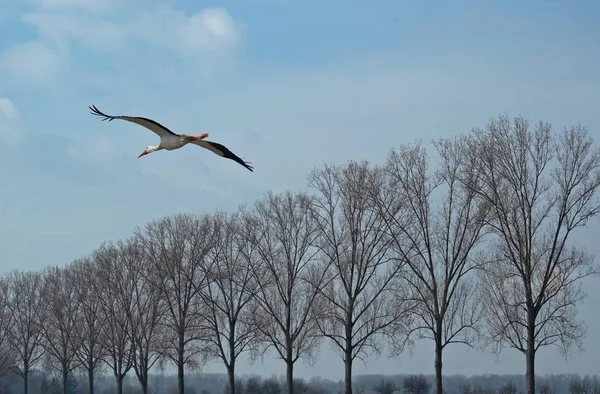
[89,105,177,138]
[193,139,254,172]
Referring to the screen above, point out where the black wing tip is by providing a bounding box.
[234,156,254,172]
[88,104,114,122]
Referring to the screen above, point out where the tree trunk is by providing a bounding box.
[286,360,294,394]
[228,325,237,394]
[22,367,28,394]
[344,312,353,394]
[141,370,148,394]
[116,375,124,394]
[227,364,236,394]
[344,351,353,394]
[434,328,443,394]
[88,365,94,394]
[62,367,68,394]
[178,341,185,394]
[526,315,536,394]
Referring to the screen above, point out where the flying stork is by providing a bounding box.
[89,105,254,172]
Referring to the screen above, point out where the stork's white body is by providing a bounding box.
[160,135,192,150]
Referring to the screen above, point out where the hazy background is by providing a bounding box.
[1,0,599,380]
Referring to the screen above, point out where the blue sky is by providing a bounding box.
[1,0,600,381]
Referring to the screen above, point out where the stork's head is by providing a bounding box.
[138,145,159,158]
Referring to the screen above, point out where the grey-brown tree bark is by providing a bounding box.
[240,191,327,394]
[93,241,135,394]
[463,115,600,394]
[373,139,490,394]
[38,266,82,394]
[308,161,412,394]
[4,270,45,394]
[136,213,216,394]
[200,212,259,394]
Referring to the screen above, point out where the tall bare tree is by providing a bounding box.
[38,265,82,394]
[135,213,217,394]
[119,237,167,394]
[71,257,107,394]
[4,270,45,394]
[372,139,490,394]
[308,161,411,394]
[239,191,327,394]
[200,211,259,394]
[93,242,135,394]
[0,276,15,376]
[463,114,600,394]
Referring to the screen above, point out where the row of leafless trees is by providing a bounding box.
[1,114,599,394]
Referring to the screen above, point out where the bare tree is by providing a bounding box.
[38,265,82,394]
[135,213,217,394]
[4,270,45,394]
[372,139,490,394]
[200,211,259,394]
[308,161,411,394]
[373,379,399,394]
[71,257,106,394]
[239,191,326,394]
[119,237,168,394]
[92,242,135,394]
[0,276,15,376]
[498,382,518,394]
[463,114,600,394]
[403,374,431,394]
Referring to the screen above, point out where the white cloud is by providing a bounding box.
[1,2,242,85]
[0,40,66,83]
[19,5,242,57]
[0,98,18,120]
[0,98,21,146]
[21,12,128,54]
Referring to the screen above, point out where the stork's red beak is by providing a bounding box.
[138,150,149,158]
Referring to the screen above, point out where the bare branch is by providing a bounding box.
[38,265,82,392]
[308,160,412,394]
[70,257,107,394]
[463,114,600,394]
[239,190,326,394]
[135,213,217,394]
[3,269,46,392]
[92,241,135,394]
[199,211,260,394]
[0,276,15,376]
[371,138,491,394]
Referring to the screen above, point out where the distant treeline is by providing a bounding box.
[0,371,599,394]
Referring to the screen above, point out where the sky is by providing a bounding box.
[1,0,600,382]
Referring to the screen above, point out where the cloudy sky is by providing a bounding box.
[1,0,600,381]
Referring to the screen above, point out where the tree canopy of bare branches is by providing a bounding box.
[92,241,135,394]
[464,114,600,394]
[71,257,106,394]
[200,212,259,394]
[4,270,45,394]
[240,191,326,394]
[308,161,411,394]
[135,213,217,394]
[38,266,82,394]
[0,277,15,377]
[372,139,490,394]
[118,237,168,394]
